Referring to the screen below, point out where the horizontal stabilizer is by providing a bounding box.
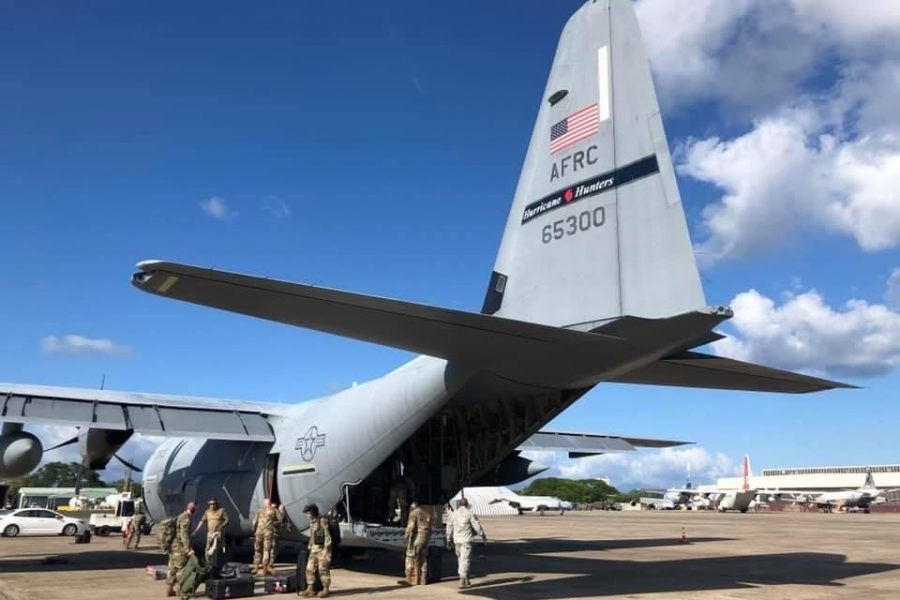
[519,430,691,455]
[132,261,730,388]
[609,351,854,394]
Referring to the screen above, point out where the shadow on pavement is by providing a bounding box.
[456,551,899,598]
[494,536,734,553]
[1,537,897,599]
[0,549,167,572]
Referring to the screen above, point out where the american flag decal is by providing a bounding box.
[550,103,599,154]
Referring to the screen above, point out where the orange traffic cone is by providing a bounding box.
[680,527,689,544]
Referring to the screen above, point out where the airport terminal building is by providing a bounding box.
[715,464,900,494]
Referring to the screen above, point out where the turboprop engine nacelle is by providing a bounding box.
[0,429,43,478]
[473,453,549,487]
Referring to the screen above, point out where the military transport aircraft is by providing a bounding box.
[761,470,886,513]
[0,0,849,547]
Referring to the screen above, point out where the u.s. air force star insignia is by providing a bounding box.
[296,426,326,462]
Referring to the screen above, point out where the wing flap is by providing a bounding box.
[609,351,854,394]
[519,430,691,454]
[0,383,278,441]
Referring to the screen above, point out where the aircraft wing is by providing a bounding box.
[131,260,635,390]
[758,489,820,501]
[0,383,284,441]
[608,351,855,394]
[131,261,850,392]
[518,430,691,458]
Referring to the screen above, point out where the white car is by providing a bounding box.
[0,508,86,537]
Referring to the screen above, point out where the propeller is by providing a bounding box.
[113,454,143,473]
[43,435,79,454]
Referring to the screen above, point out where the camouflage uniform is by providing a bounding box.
[446,505,485,588]
[165,511,192,592]
[125,512,147,549]
[304,517,332,595]
[251,505,282,572]
[199,506,229,558]
[404,505,432,585]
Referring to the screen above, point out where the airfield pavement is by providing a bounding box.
[1,510,899,599]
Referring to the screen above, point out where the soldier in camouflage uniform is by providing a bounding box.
[165,502,196,598]
[302,503,332,598]
[251,498,282,575]
[125,506,147,549]
[446,498,486,589]
[192,497,230,560]
[402,501,433,585]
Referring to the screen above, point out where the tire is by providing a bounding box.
[97,526,110,537]
[740,508,748,514]
[3,524,19,538]
[62,524,78,536]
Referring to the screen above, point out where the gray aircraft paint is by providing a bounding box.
[0,0,849,543]
[491,0,704,328]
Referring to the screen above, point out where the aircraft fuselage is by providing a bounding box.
[143,356,468,537]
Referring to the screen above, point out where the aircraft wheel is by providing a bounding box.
[3,524,20,537]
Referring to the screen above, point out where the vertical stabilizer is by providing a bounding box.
[742,454,752,492]
[862,470,876,491]
[484,0,705,328]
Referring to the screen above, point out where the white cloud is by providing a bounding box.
[634,1,900,263]
[681,70,900,264]
[41,335,132,357]
[635,0,900,112]
[262,197,292,219]
[523,447,735,490]
[713,284,900,378]
[200,196,237,220]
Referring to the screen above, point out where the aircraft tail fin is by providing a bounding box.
[742,454,752,492]
[862,469,876,491]
[484,0,705,328]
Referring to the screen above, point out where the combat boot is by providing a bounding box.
[318,588,330,598]
[165,583,176,597]
[265,566,276,575]
[301,586,316,597]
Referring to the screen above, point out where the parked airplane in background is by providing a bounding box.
[0,0,848,549]
[814,472,882,512]
[764,471,884,513]
[490,490,573,515]
[713,455,757,513]
[661,467,697,509]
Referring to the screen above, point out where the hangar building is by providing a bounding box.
[716,464,900,492]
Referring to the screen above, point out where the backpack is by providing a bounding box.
[158,518,175,552]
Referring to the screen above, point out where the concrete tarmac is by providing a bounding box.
[1,511,899,599]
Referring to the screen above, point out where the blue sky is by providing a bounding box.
[2,1,899,489]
